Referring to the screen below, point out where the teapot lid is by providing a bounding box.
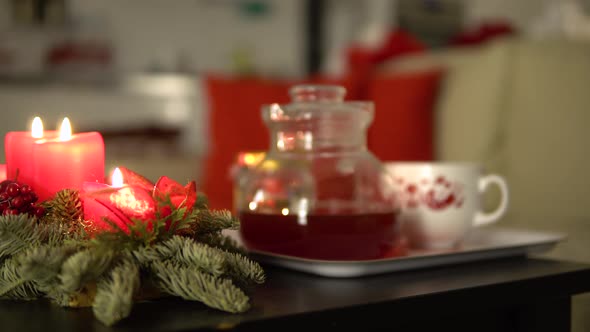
[289,85,346,102]
[263,84,373,123]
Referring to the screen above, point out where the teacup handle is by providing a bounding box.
[474,174,509,226]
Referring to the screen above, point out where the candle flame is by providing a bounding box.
[59,117,72,141]
[31,117,43,138]
[112,168,124,188]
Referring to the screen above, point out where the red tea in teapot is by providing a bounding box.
[239,211,405,260]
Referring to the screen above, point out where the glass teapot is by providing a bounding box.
[238,85,403,260]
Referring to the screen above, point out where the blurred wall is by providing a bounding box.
[68,0,306,77]
[0,0,306,77]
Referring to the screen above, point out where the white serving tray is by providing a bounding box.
[226,228,566,278]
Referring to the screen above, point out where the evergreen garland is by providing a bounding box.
[93,259,140,326]
[0,258,42,300]
[0,190,265,326]
[150,260,250,313]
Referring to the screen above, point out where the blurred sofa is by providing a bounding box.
[379,37,590,331]
[379,37,590,258]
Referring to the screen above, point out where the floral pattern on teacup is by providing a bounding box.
[395,175,464,211]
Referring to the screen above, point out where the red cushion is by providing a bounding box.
[202,76,290,210]
[346,30,427,99]
[367,70,443,162]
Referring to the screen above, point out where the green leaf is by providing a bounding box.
[161,207,193,239]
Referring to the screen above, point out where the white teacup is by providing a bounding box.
[385,162,509,249]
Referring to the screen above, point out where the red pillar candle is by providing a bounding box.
[33,118,105,202]
[4,117,57,186]
[82,167,157,234]
[0,164,6,182]
[82,168,131,233]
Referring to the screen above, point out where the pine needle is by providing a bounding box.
[0,258,42,300]
[93,260,140,326]
[224,252,266,285]
[16,245,76,292]
[129,246,161,267]
[195,232,246,255]
[38,221,79,247]
[194,192,209,210]
[132,236,227,277]
[59,249,114,293]
[192,210,240,236]
[166,236,226,276]
[151,260,250,313]
[0,215,41,258]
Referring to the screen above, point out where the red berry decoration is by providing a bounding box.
[0,180,12,193]
[6,183,21,197]
[0,180,45,218]
[4,208,19,215]
[33,206,45,218]
[11,196,25,208]
[20,184,32,194]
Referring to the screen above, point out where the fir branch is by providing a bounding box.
[52,283,97,308]
[93,260,140,326]
[194,192,209,210]
[49,291,73,307]
[223,252,266,286]
[151,260,250,313]
[59,249,114,293]
[38,221,81,247]
[39,217,87,245]
[16,245,77,292]
[0,214,41,259]
[125,234,182,267]
[167,236,226,277]
[132,236,226,277]
[129,246,161,267]
[195,232,246,255]
[192,210,240,236]
[0,214,79,261]
[0,258,42,300]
